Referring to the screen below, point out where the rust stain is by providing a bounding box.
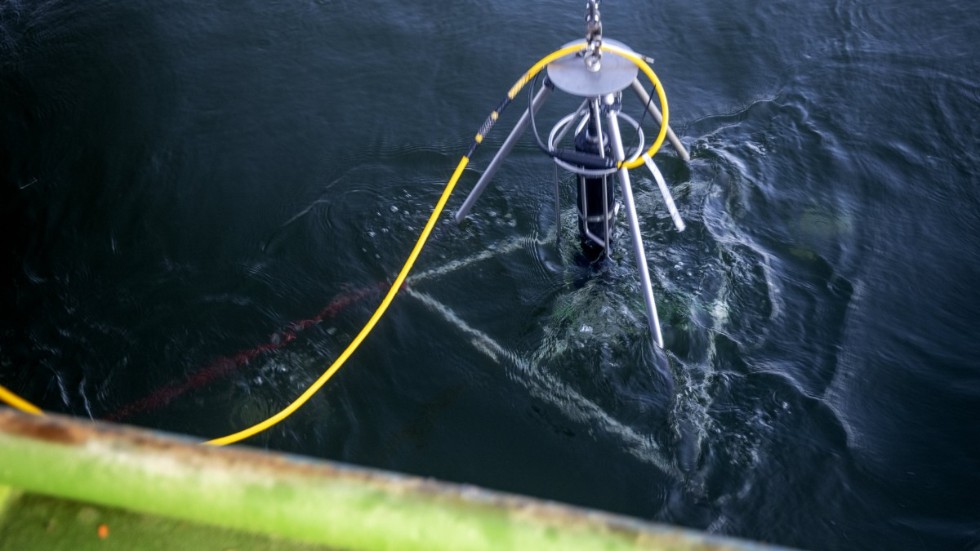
[0,410,85,445]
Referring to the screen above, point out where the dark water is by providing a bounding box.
[2,1,979,548]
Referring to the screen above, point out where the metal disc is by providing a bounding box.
[546,39,639,97]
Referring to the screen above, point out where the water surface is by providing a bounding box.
[2,1,978,549]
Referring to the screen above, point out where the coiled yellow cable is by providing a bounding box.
[0,41,670,446]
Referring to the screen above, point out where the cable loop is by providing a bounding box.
[0,38,670,445]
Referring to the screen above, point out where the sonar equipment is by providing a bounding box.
[0,1,692,445]
[453,0,690,350]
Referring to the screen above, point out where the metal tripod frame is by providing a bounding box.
[453,13,688,350]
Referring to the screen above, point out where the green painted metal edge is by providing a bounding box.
[0,410,787,551]
[0,485,20,524]
[0,492,340,551]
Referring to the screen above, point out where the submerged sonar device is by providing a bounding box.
[453,0,689,350]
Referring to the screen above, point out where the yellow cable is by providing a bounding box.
[208,42,669,445]
[205,156,471,446]
[506,43,585,99]
[0,383,43,416]
[600,43,670,169]
[0,41,671,445]
[505,42,669,170]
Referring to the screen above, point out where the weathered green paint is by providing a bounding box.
[0,410,787,551]
[0,490,338,551]
[0,485,19,523]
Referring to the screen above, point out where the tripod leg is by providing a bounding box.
[630,79,690,162]
[554,162,561,248]
[606,108,665,349]
[642,154,686,232]
[454,85,553,223]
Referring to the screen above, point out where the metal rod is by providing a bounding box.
[578,176,605,248]
[554,162,561,248]
[642,155,686,232]
[629,79,689,162]
[602,175,611,252]
[606,107,665,349]
[589,98,605,159]
[454,85,552,223]
[588,99,612,252]
[557,100,591,146]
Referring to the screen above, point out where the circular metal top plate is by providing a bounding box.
[546,39,639,97]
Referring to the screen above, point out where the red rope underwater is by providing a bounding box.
[105,283,384,422]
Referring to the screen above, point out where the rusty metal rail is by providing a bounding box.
[0,410,788,550]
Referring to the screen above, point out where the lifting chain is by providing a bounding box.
[584,0,603,72]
